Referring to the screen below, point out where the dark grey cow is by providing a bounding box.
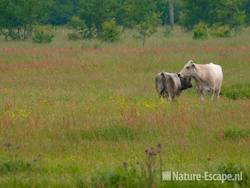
[155,72,192,101]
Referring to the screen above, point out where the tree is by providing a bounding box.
[48,0,76,25]
[215,0,245,29]
[243,0,250,25]
[67,16,87,40]
[168,0,174,27]
[123,0,159,27]
[180,0,213,29]
[0,0,52,40]
[156,0,168,25]
[156,0,181,26]
[78,0,120,34]
[136,12,159,47]
[180,0,246,30]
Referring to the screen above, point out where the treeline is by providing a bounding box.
[0,0,250,42]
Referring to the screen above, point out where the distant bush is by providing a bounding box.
[67,16,85,40]
[100,19,121,42]
[224,128,250,139]
[32,26,54,43]
[192,22,208,40]
[210,25,232,38]
[0,29,20,40]
[67,16,97,40]
[223,84,250,100]
[67,16,85,31]
[0,27,32,41]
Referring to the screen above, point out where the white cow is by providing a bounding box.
[179,60,223,100]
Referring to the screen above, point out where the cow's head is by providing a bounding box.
[177,74,192,90]
[179,60,196,77]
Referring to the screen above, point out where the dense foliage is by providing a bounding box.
[0,0,249,41]
[180,0,246,29]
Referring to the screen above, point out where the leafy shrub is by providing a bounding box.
[100,19,121,42]
[67,16,85,40]
[67,16,97,39]
[32,26,54,43]
[0,29,20,40]
[223,84,250,100]
[192,22,208,39]
[0,26,32,41]
[210,25,232,38]
[224,128,250,139]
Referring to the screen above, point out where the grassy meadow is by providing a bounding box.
[0,27,250,187]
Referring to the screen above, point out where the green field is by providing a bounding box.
[0,28,250,187]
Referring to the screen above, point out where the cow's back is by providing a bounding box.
[155,72,181,95]
[164,72,181,90]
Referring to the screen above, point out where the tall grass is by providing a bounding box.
[0,27,250,187]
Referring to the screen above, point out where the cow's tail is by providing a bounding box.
[159,72,166,95]
[160,72,168,91]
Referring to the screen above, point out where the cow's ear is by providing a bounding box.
[191,63,195,68]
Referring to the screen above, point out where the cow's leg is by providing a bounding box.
[197,87,205,100]
[168,95,172,101]
[172,94,176,101]
[211,89,215,100]
[159,90,167,100]
[215,89,220,99]
[160,92,167,101]
[163,91,169,100]
[167,91,173,101]
[200,91,205,100]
